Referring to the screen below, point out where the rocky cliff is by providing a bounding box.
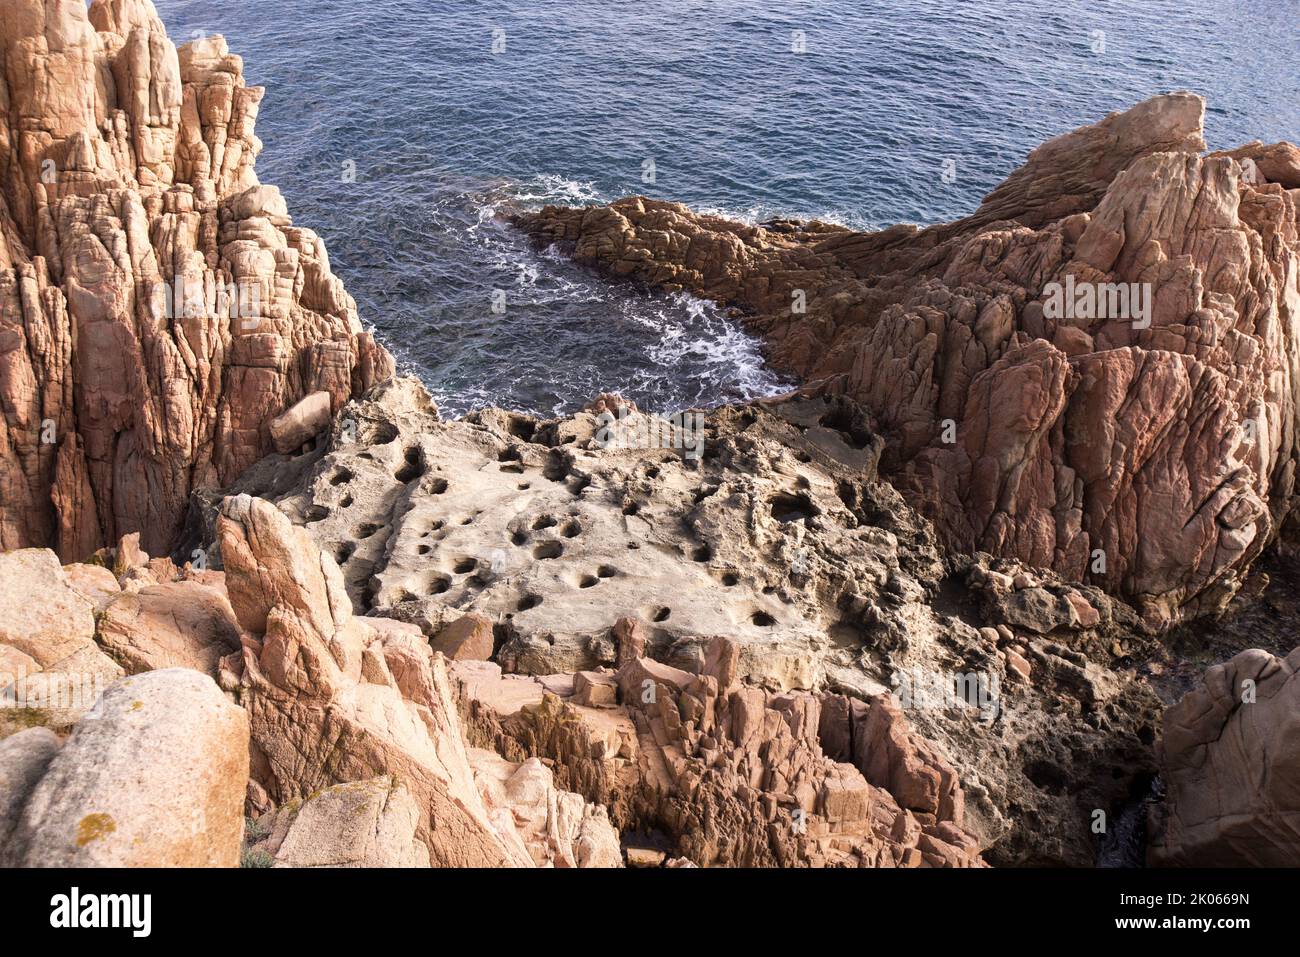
[515,95,1300,629]
[1,2,1297,870]
[0,0,393,562]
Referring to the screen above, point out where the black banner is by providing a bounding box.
[0,867,1275,944]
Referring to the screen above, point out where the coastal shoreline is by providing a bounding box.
[1,0,1298,876]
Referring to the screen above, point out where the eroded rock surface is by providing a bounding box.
[0,547,124,732]
[1148,645,1300,866]
[216,492,620,867]
[452,641,985,867]
[515,94,1300,628]
[227,376,1164,865]
[248,777,431,868]
[0,0,392,562]
[0,7,1292,871]
[2,668,249,867]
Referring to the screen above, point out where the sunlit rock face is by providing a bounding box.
[0,0,392,562]
[516,94,1300,628]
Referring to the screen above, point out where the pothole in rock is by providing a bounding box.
[1026,760,1070,796]
[818,404,874,450]
[770,491,818,524]
[828,619,868,649]
[394,447,425,483]
[365,421,399,445]
[543,453,567,482]
[497,448,524,473]
[932,572,982,628]
[533,542,564,560]
[507,417,537,442]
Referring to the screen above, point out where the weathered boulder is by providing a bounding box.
[1148,645,1300,866]
[95,581,243,675]
[431,612,494,662]
[3,668,249,867]
[63,563,122,612]
[0,549,97,669]
[0,728,62,849]
[268,391,333,454]
[0,548,124,730]
[254,777,431,868]
[1212,141,1300,189]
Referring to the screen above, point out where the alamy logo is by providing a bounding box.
[149,275,263,326]
[50,887,151,937]
[593,407,705,460]
[1042,275,1151,329]
[891,667,1001,723]
[1,671,107,715]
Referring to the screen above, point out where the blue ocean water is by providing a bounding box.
[154,0,1300,417]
